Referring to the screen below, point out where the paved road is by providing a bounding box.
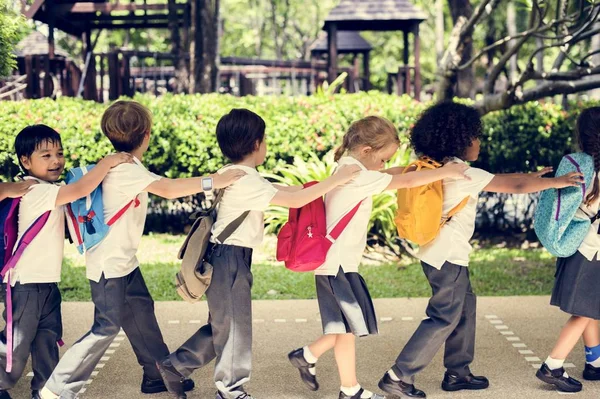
[3,297,600,399]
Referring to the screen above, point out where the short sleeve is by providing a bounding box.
[110,163,162,199]
[346,170,393,197]
[21,184,60,215]
[453,167,495,199]
[224,174,278,212]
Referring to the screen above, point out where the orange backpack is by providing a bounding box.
[395,157,469,246]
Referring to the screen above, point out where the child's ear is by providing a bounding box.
[360,146,373,156]
[254,140,261,152]
[20,155,31,171]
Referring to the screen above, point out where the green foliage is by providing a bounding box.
[0,0,25,78]
[2,93,597,245]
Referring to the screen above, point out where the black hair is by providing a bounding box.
[410,102,482,162]
[577,107,600,205]
[216,109,266,163]
[14,124,62,172]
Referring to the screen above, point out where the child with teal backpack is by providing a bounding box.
[535,107,600,393]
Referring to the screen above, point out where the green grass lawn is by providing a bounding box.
[58,234,558,301]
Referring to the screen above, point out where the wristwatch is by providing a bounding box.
[201,176,214,192]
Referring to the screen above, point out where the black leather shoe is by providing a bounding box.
[441,372,489,391]
[583,363,600,381]
[216,391,255,399]
[536,363,582,393]
[338,388,385,399]
[31,390,41,399]
[288,348,319,391]
[156,359,187,398]
[378,372,426,398]
[0,391,11,399]
[141,373,195,394]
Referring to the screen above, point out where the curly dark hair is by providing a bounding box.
[410,102,482,162]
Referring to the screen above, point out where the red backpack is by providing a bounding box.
[276,181,361,272]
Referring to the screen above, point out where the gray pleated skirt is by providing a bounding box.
[315,267,378,337]
[551,251,600,320]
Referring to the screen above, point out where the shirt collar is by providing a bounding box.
[337,156,367,171]
[23,176,52,184]
[221,164,259,175]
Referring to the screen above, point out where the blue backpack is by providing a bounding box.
[534,153,597,258]
[65,165,138,254]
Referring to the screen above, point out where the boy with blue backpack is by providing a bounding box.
[39,101,245,399]
[0,124,132,399]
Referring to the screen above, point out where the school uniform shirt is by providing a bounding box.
[85,157,161,282]
[315,156,393,276]
[576,174,600,261]
[6,176,63,286]
[210,165,278,249]
[417,158,495,269]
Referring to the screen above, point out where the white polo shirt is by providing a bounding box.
[210,165,278,249]
[85,158,161,282]
[417,159,495,269]
[315,156,393,276]
[6,177,64,286]
[576,174,600,261]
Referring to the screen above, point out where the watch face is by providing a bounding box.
[202,178,213,191]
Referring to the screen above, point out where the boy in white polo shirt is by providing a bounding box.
[378,102,584,399]
[157,109,360,399]
[0,125,131,399]
[40,101,245,399]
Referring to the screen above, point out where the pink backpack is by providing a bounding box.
[0,198,62,373]
[276,181,362,272]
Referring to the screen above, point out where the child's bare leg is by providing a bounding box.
[334,333,358,387]
[583,321,600,348]
[550,316,593,360]
[308,334,337,358]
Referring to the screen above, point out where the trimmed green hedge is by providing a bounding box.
[1,93,596,236]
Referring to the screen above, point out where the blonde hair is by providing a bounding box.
[334,116,400,162]
[101,100,152,152]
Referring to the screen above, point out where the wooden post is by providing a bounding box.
[363,51,370,91]
[99,55,105,102]
[327,23,338,84]
[25,55,35,99]
[413,24,421,101]
[47,0,56,59]
[402,29,410,96]
[42,56,52,97]
[121,53,131,96]
[108,52,119,100]
[82,30,97,101]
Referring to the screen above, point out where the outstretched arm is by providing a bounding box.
[146,169,246,199]
[0,180,37,201]
[484,172,582,194]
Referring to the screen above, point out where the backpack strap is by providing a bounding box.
[106,196,141,226]
[326,201,363,243]
[215,210,251,244]
[442,196,470,225]
[2,210,50,373]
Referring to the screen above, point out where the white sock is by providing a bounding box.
[590,357,600,368]
[546,356,569,377]
[387,369,400,382]
[341,384,361,396]
[302,346,317,375]
[40,387,59,399]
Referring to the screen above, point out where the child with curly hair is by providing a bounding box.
[377,102,583,399]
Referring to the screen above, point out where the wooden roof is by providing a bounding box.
[15,30,70,58]
[22,1,188,36]
[310,31,372,55]
[324,0,426,31]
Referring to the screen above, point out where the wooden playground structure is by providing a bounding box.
[4,0,426,101]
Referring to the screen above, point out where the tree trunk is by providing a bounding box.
[506,1,518,85]
[589,20,600,99]
[447,0,475,98]
[190,0,220,94]
[169,0,188,93]
[435,0,445,64]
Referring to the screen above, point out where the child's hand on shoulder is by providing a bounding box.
[101,152,134,168]
[334,164,361,183]
[555,172,584,188]
[213,169,246,189]
[442,162,471,180]
[4,180,37,198]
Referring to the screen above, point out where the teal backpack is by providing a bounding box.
[534,153,598,258]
